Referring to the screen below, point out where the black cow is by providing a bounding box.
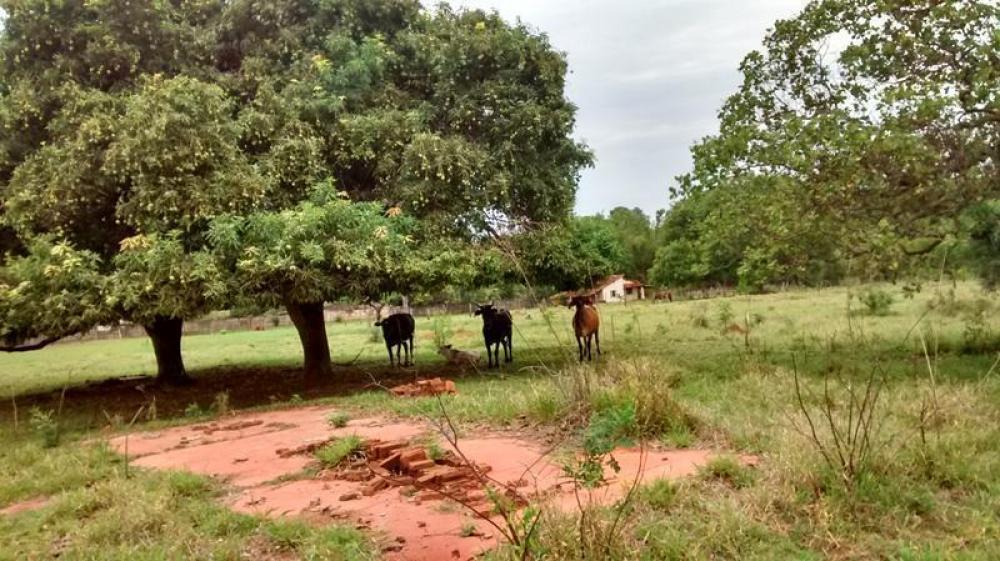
[474,304,512,368]
[375,313,415,367]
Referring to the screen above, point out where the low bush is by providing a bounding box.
[315,435,363,468]
[856,288,894,316]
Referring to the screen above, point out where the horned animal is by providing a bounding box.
[474,303,512,368]
[375,313,415,367]
[568,295,601,362]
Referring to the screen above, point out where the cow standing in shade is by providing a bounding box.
[375,313,415,367]
[474,303,512,368]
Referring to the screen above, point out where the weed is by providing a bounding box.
[961,299,996,352]
[28,407,60,448]
[716,301,735,326]
[315,435,363,468]
[660,425,695,448]
[689,304,710,328]
[791,359,888,488]
[926,287,962,315]
[289,393,304,405]
[857,288,895,316]
[265,518,311,550]
[600,359,693,438]
[459,522,477,537]
[699,455,754,488]
[546,359,694,440]
[564,402,637,487]
[426,440,445,462]
[432,316,454,348]
[638,478,677,511]
[327,411,351,428]
[211,391,230,416]
[144,398,157,422]
[183,402,203,418]
[166,471,214,498]
[901,281,922,299]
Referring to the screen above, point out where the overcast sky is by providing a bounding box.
[449,0,807,218]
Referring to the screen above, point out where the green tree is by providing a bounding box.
[209,184,476,382]
[106,234,226,383]
[651,176,844,291]
[208,2,590,377]
[607,207,655,281]
[513,216,628,290]
[0,239,108,352]
[2,71,261,383]
[962,202,1000,290]
[665,0,999,287]
[0,0,242,382]
[0,1,590,383]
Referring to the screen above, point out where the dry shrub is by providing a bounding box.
[546,358,696,439]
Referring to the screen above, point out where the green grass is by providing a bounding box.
[0,428,373,561]
[315,435,364,468]
[2,281,999,560]
[327,411,351,428]
[1,282,992,398]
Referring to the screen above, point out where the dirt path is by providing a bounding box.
[110,406,753,561]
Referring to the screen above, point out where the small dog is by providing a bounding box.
[437,344,481,366]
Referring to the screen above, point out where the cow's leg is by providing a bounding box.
[386,343,395,366]
[485,341,493,368]
[506,337,513,363]
[586,335,593,361]
[577,335,584,362]
[406,337,413,366]
[595,331,601,355]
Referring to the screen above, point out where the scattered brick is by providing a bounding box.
[407,459,435,472]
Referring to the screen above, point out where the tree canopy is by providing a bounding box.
[654,0,1000,290]
[0,0,590,381]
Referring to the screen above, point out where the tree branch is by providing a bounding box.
[0,336,63,353]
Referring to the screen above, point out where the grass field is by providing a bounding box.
[2,281,999,560]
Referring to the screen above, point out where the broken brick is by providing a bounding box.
[378,452,402,471]
[407,459,435,472]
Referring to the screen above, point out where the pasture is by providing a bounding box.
[2,282,999,560]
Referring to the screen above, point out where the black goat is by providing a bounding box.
[474,304,512,368]
[375,313,415,367]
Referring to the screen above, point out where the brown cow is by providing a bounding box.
[568,295,601,362]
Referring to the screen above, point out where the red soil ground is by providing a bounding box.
[0,496,50,517]
[110,406,755,561]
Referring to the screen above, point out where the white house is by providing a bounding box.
[584,275,646,303]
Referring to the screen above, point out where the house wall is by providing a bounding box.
[624,286,645,301]
[599,278,627,303]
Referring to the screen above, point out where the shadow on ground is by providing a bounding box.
[1,353,572,430]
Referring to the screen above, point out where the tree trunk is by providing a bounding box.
[285,300,332,385]
[144,316,192,385]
